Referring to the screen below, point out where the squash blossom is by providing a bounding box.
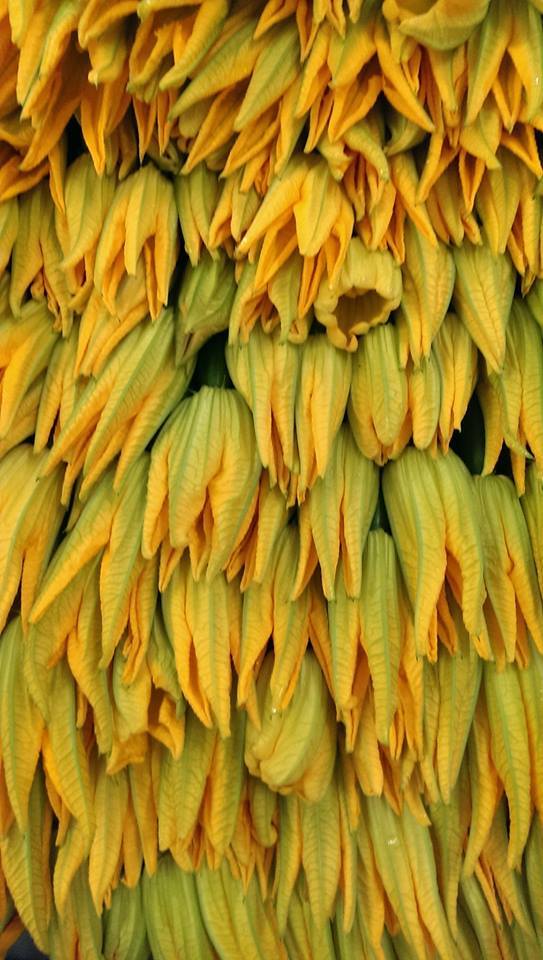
[1,2,543,958]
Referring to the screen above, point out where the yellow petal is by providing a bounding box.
[484,799,538,939]
[201,703,246,857]
[0,619,44,831]
[88,764,128,913]
[143,856,215,959]
[484,660,531,869]
[301,778,341,927]
[295,333,352,496]
[348,323,409,464]
[30,468,118,624]
[359,530,402,744]
[430,766,471,938]
[365,795,427,958]
[433,450,486,640]
[385,0,490,50]
[383,448,446,658]
[453,242,515,375]
[128,750,158,876]
[0,767,52,952]
[401,803,458,960]
[165,387,261,579]
[436,598,482,802]
[226,325,300,489]
[158,0,229,90]
[433,313,478,450]
[234,22,299,132]
[175,163,220,266]
[408,352,441,451]
[397,220,455,366]
[47,659,94,840]
[465,0,511,125]
[158,709,216,852]
[169,18,262,119]
[476,474,543,658]
[66,564,113,755]
[476,150,523,256]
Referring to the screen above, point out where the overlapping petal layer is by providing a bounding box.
[1,2,543,959]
